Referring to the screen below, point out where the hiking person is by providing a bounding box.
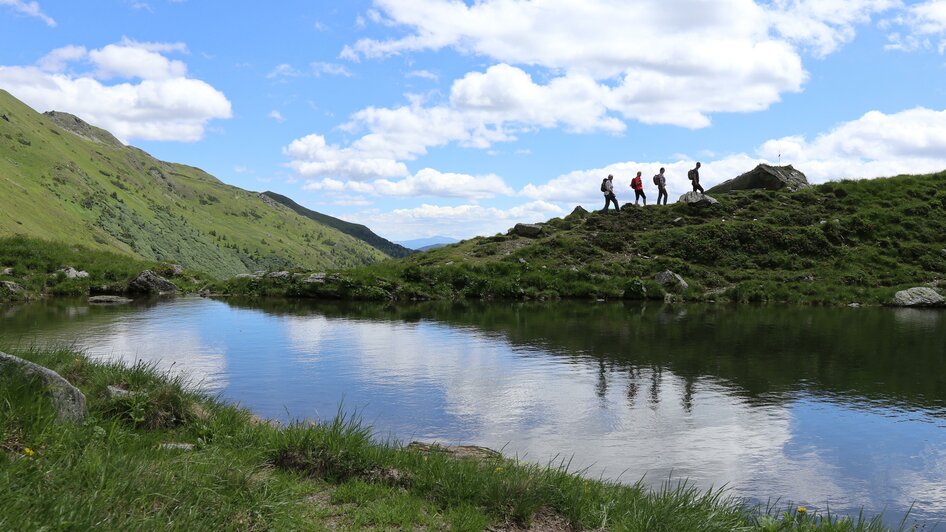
[688,162,704,194]
[630,171,646,206]
[653,167,668,205]
[601,174,619,212]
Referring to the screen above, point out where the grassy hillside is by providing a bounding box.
[0,89,386,278]
[218,171,946,305]
[262,191,413,258]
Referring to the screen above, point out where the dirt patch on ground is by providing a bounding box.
[407,441,501,461]
[488,507,575,531]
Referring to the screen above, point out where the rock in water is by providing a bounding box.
[511,223,543,238]
[678,191,719,207]
[128,270,177,294]
[708,164,810,194]
[892,287,945,307]
[0,351,87,422]
[656,270,689,292]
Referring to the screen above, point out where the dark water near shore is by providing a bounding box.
[2,297,945,525]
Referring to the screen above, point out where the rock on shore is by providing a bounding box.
[891,287,945,307]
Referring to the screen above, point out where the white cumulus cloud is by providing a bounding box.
[0,40,231,142]
[0,0,55,26]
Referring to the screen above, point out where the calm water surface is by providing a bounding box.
[2,297,945,525]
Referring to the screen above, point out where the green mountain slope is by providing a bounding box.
[222,171,946,305]
[262,191,413,258]
[0,89,386,278]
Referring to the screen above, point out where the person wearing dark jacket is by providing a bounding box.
[688,162,704,194]
[653,167,668,205]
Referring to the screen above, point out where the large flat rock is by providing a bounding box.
[708,164,810,194]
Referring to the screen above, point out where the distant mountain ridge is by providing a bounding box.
[396,236,458,250]
[0,89,387,277]
[261,191,413,258]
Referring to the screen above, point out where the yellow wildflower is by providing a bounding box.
[23,447,34,457]
[495,467,504,473]
[797,507,807,514]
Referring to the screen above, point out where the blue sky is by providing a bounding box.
[2,0,946,240]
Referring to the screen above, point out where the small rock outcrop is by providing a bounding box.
[678,191,719,207]
[656,270,689,292]
[44,111,124,147]
[567,205,589,219]
[127,270,177,294]
[1,280,24,297]
[1,267,13,276]
[708,164,810,194]
[89,295,133,304]
[407,441,501,461]
[511,223,543,238]
[303,273,329,284]
[0,351,87,422]
[891,287,945,307]
[58,267,89,279]
[266,271,291,279]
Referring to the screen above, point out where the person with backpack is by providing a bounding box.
[688,162,704,194]
[630,171,646,206]
[601,174,619,213]
[653,167,668,205]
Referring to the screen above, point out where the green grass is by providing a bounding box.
[0,235,212,300]
[217,171,946,306]
[0,89,387,278]
[0,348,901,530]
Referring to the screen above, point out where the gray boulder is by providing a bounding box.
[266,271,291,279]
[511,223,543,238]
[656,270,689,292]
[1,267,12,276]
[708,164,810,194]
[303,272,327,284]
[127,270,177,294]
[0,351,87,422]
[106,385,134,399]
[1,281,24,296]
[891,287,944,307]
[678,191,719,207]
[58,267,89,279]
[89,295,133,305]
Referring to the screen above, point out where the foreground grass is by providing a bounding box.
[215,171,946,306]
[0,349,898,530]
[0,235,212,301]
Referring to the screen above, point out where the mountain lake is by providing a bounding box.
[1,297,944,526]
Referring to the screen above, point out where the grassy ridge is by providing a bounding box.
[0,89,386,278]
[217,171,946,305]
[1,348,893,530]
[263,191,414,258]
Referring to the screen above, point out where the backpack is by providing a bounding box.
[652,174,660,186]
[601,179,608,192]
[687,169,696,181]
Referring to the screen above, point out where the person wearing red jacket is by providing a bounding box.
[630,171,646,206]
